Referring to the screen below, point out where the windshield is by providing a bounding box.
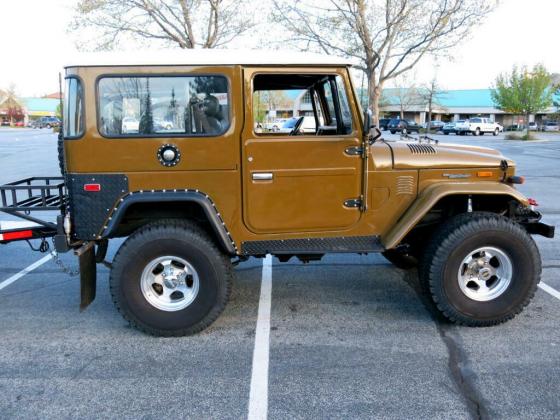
[64,77,84,138]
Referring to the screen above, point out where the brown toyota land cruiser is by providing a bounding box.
[0,51,554,336]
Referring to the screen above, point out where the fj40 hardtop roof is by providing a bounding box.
[64,49,355,68]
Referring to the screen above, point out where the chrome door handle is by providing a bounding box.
[252,172,273,181]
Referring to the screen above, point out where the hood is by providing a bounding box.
[386,141,514,169]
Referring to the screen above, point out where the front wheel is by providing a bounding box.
[110,220,233,336]
[419,213,541,326]
[390,130,396,134]
[493,128,499,136]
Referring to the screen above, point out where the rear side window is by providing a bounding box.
[64,77,84,138]
[97,75,229,137]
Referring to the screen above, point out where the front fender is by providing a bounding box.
[381,182,528,249]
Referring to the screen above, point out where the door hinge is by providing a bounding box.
[344,146,363,156]
[344,198,363,208]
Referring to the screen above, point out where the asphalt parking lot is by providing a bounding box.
[0,128,559,419]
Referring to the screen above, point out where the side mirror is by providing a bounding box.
[364,109,373,133]
[364,109,381,142]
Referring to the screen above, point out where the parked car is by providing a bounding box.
[388,118,421,134]
[15,121,24,127]
[426,120,445,131]
[442,120,463,135]
[278,116,316,134]
[528,122,539,131]
[505,124,526,132]
[36,116,61,129]
[121,117,140,134]
[378,118,391,130]
[1,119,10,126]
[0,50,554,337]
[455,117,501,136]
[265,118,288,132]
[543,121,559,132]
[154,118,174,130]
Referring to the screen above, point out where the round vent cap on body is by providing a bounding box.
[157,144,181,167]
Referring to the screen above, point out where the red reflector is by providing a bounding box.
[84,183,101,192]
[528,198,538,206]
[2,230,33,241]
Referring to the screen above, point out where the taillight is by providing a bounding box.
[83,183,101,192]
[0,230,33,241]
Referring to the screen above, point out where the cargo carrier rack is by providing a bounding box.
[0,177,66,244]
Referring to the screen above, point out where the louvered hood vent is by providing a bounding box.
[406,143,437,154]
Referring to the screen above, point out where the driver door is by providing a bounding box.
[242,68,363,234]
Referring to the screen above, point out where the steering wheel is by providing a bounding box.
[289,116,305,136]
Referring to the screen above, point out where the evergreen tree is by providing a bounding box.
[139,78,154,134]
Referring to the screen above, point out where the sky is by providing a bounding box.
[0,0,557,96]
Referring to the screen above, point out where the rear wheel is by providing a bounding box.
[110,220,233,336]
[419,213,541,326]
[390,130,396,134]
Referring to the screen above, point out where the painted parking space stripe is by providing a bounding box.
[248,254,272,420]
[538,282,560,301]
[0,253,54,292]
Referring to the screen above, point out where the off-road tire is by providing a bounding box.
[57,131,65,175]
[109,219,233,337]
[419,212,541,326]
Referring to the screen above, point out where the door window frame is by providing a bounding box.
[248,69,359,138]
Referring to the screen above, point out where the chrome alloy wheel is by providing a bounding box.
[457,247,513,302]
[140,256,200,311]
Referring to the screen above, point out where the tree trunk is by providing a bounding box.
[368,71,382,128]
[526,112,530,138]
[400,106,404,120]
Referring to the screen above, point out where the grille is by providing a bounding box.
[407,143,436,154]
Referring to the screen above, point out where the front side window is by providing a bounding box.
[98,75,229,137]
[252,73,353,136]
[64,77,84,138]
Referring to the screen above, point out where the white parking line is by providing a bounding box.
[0,253,53,292]
[248,254,272,420]
[539,282,560,301]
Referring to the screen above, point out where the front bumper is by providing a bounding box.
[523,221,555,238]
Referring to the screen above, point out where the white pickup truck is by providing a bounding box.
[455,117,502,136]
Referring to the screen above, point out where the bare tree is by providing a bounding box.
[393,74,419,120]
[72,0,255,50]
[418,78,446,132]
[273,0,494,125]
